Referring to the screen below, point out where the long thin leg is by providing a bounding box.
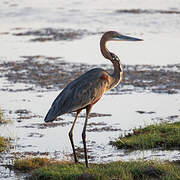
[82,105,92,168]
[69,110,81,163]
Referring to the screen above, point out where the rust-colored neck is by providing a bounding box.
[100,35,112,61]
[100,33,121,72]
[100,33,123,90]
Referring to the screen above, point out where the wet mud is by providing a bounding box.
[122,64,180,94]
[69,147,95,161]
[0,56,89,91]
[115,9,180,14]
[14,109,42,123]
[18,121,73,129]
[87,126,122,132]
[0,56,180,94]
[73,112,112,118]
[136,111,156,114]
[13,28,95,42]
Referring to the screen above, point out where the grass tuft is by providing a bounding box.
[10,158,180,180]
[111,121,180,150]
[0,108,12,152]
[13,157,70,171]
[0,108,11,124]
[0,136,7,152]
[0,109,5,124]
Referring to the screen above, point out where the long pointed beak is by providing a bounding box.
[114,34,143,41]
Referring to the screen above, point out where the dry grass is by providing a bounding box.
[0,136,7,152]
[0,108,11,124]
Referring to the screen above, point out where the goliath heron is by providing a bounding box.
[44,31,143,167]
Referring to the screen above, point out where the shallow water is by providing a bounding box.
[0,0,180,179]
[0,90,179,159]
[0,89,180,179]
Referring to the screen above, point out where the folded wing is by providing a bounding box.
[44,68,109,122]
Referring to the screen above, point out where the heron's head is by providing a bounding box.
[100,31,143,62]
[104,31,143,42]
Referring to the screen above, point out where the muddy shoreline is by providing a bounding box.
[12,28,98,42]
[0,56,180,94]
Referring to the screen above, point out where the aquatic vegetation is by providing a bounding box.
[11,158,180,180]
[111,121,180,150]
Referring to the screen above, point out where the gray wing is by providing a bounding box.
[44,68,109,122]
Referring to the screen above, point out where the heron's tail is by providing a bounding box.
[44,106,57,122]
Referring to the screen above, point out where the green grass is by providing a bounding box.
[11,158,180,180]
[111,121,180,150]
[13,157,69,171]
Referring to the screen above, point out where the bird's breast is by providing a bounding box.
[100,73,110,83]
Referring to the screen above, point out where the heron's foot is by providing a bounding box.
[85,163,89,168]
[74,160,83,166]
[75,161,88,168]
[75,161,81,164]
[74,157,79,164]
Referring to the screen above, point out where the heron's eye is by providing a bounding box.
[110,52,119,61]
[114,34,118,38]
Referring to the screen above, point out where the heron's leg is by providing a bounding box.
[82,105,92,168]
[69,110,81,163]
